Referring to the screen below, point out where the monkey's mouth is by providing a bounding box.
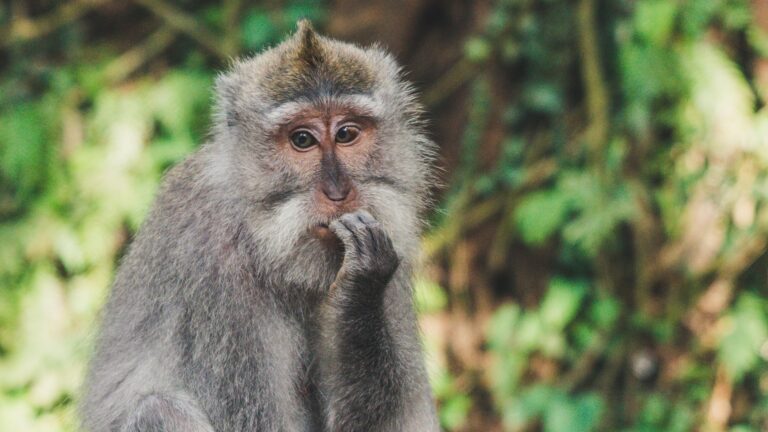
[310,222,335,241]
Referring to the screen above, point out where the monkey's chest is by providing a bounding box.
[296,347,325,428]
[297,374,323,426]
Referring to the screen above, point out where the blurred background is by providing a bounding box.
[1,0,768,431]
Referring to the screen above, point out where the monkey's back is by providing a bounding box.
[81,147,280,431]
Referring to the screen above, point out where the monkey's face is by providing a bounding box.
[231,96,426,286]
[243,94,423,260]
[271,102,378,241]
[212,23,435,285]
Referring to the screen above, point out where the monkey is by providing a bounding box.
[80,20,440,432]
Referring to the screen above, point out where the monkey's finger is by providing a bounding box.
[340,212,370,235]
[330,217,363,254]
[356,211,379,250]
[356,210,379,227]
[357,210,391,251]
[329,219,354,247]
[345,212,380,257]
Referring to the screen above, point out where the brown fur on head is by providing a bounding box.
[257,20,376,103]
[212,20,414,131]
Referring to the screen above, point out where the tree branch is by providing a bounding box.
[104,26,177,84]
[576,0,610,159]
[133,0,229,61]
[222,0,245,57]
[423,58,478,108]
[0,0,111,48]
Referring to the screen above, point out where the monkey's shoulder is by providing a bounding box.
[130,149,248,261]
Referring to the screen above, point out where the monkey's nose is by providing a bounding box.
[322,184,351,202]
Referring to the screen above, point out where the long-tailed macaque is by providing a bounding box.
[81,20,439,431]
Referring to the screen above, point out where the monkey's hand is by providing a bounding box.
[328,210,400,303]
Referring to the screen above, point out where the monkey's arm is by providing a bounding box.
[323,211,439,432]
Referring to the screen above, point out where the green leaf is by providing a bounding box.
[520,385,557,417]
[465,37,492,62]
[718,294,768,382]
[634,0,678,45]
[487,303,521,350]
[439,394,471,430]
[516,312,545,351]
[589,296,620,328]
[560,172,635,256]
[414,278,448,314]
[523,83,562,114]
[540,278,588,330]
[730,425,756,432]
[0,103,52,203]
[149,71,211,144]
[515,190,571,245]
[543,393,603,432]
[491,352,527,400]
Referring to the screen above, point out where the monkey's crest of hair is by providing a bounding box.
[280,20,376,98]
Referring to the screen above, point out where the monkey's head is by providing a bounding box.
[210,21,435,286]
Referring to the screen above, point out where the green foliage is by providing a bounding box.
[464,37,493,62]
[0,68,215,430]
[488,277,601,429]
[718,294,768,382]
[0,102,55,209]
[414,278,448,314]
[427,347,472,430]
[500,385,603,432]
[439,392,472,430]
[514,170,635,254]
[515,189,570,245]
[427,0,768,430]
[539,278,587,330]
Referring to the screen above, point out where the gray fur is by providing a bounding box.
[81,21,438,432]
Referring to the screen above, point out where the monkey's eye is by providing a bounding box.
[290,131,317,150]
[335,126,360,144]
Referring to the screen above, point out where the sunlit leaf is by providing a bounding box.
[439,394,471,430]
[414,278,448,314]
[487,303,521,350]
[465,37,492,62]
[515,189,570,245]
[718,294,768,382]
[540,278,587,331]
[635,0,677,44]
[543,392,602,432]
[0,103,52,204]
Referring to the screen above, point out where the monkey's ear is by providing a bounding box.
[293,19,324,68]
